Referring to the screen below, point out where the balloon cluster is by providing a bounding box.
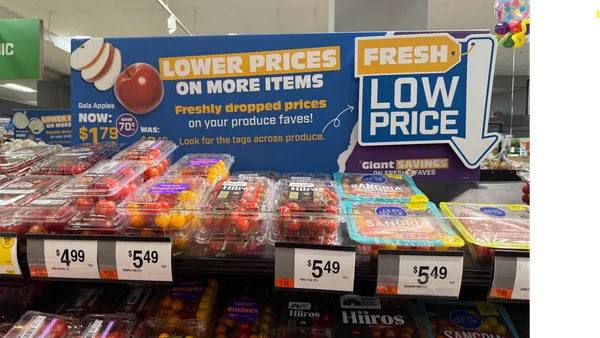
[493,0,530,48]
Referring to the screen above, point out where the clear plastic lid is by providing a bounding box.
[343,201,465,248]
[120,175,209,232]
[334,173,427,202]
[112,285,159,320]
[57,288,116,318]
[439,202,530,250]
[0,146,61,175]
[280,172,331,180]
[4,311,78,338]
[66,314,137,338]
[59,160,148,197]
[0,175,70,209]
[15,191,77,235]
[113,140,178,167]
[165,153,233,183]
[0,175,10,185]
[30,143,121,176]
[66,213,128,235]
[198,177,274,241]
[231,171,279,180]
[271,179,341,244]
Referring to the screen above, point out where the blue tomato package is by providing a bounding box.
[334,173,427,202]
[416,300,519,338]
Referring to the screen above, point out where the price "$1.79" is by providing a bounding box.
[79,126,118,142]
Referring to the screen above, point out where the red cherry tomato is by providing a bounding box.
[279,206,291,213]
[156,162,166,174]
[94,199,117,216]
[28,224,48,234]
[287,218,301,232]
[325,204,337,214]
[522,184,530,194]
[287,202,300,212]
[161,158,170,170]
[158,200,171,209]
[235,219,250,232]
[323,219,337,234]
[144,167,160,180]
[76,197,94,211]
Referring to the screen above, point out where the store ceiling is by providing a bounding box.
[0,0,528,105]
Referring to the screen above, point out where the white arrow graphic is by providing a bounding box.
[450,36,500,169]
[322,105,354,133]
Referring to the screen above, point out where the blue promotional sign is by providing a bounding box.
[12,109,71,145]
[70,30,493,180]
[355,33,500,169]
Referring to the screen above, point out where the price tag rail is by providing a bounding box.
[25,234,173,284]
[488,249,530,303]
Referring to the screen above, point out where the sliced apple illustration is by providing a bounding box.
[81,42,114,82]
[94,47,122,91]
[71,38,105,70]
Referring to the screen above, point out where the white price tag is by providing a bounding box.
[0,235,21,275]
[115,241,172,282]
[397,254,463,298]
[293,248,355,292]
[511,257,530,300]
[44,239,99,279]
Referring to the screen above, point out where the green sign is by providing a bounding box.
[0,19,43,80]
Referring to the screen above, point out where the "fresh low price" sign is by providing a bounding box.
[355,33,500,169]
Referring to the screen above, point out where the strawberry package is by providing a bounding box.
[334,295,428,338]
[416,300,520,338]
[439,203,530,264]
[0,145,61,176]
[30,143,121,176]
[196,177,274,257]
[334,173,426,203]
[165,153,233,184]
[0,175,71,237]
[271,178,341,245]
[66,314,136,338]
[112,140,177,181]
[3,312,78,338]
[343,201,464,260]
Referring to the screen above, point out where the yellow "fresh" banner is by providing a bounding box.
[159,46,340,80]
[355,35,461,76]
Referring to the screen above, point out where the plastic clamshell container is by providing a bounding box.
[271,179,341,245]
[334,172,427,202]
[343,201,464,259]
[30,143,121,176]
[214,288,274,338]
[147,280,219,337]
[440,202,530,263]
[67,314,137,338]
[165,153,233,184]
[15,191,77,235]
[280,172,331,180]
[231,171,279,180]
[119,175,209,233]
[0,175,9,185]
[195,177,274,256]
[112,285,159,320]
[269,296,335,338]
[0,145,61,176]
[57,288,118,318]
[112,140,177,180]
[4,311,78,338]
[416,300,520,338]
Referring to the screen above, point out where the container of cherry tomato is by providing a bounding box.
[0,145,61,176]
[112,140,178,181]
[15,191,78,236]
[214,289,274,338]
[165,153,233,184]
[416,300,519,338]
[66,314,137,338]
[342,201,464,261]
[120,175,209,232]
[3,311,78,338]
[143,280,219,338]
[195,177,274,257]
[56,160,147,225]
[30,143,121,176]
[0,175,71,237]
[271,179,341,245]
[334,173,427,202]
[440,202,530,264]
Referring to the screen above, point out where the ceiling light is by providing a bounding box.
[72,35,91,40]
[228,33,238,35]
[0,83,37,93]
[168,15,177,35]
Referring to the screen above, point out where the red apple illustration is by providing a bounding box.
[114,63,164,114]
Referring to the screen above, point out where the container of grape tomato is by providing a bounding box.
[120,175,209,232]
[0,146,61,176]
[3,311,78,338]
[165,153,233,184]
[66,314,137,338]
[440,202,530,263]
[15,191,77,235]
[30,143,121,176]
[343,201,464,259]
[334,173,427,202]
[271,179,341,245]
[112,140,178,181]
